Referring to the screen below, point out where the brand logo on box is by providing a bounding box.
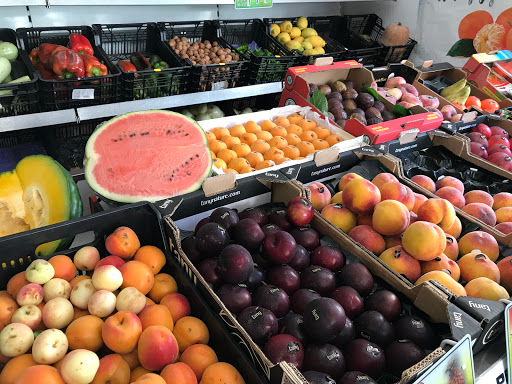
[372,126,389,132]
[159,199,173,209]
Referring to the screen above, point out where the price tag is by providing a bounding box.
[211,81,228,91]
[72,89,95,100]
[505,302,512,384]
[235,0,272,8]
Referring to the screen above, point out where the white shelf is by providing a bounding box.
[0,0,394,6]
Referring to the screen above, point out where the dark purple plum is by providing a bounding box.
[364,290,402,322]
[233,218,265,250]
[195,222,230,258]
[394,314,439,349]
[261,223,281,237]
[287,197,314,227]
[216,284,252,314]
[355,93,374,110]
[330,286,364,320]
[253,285,290,318]
[337,263,374,297]
[354,311,395,348]
[181,236,202,264]
[263,334,304,370]
[303,298,346,343]
[290,289,321,315]
[210,207,239,232]
[373,100,385,113]
[239,207,268,226]
[289,227,319,251]
[262,231,297,264]
[269,210,292,231]
[217,244,254,284]
[280,313,308,346]
[302,371,337,384]
[332,317,355,349]
[345,339,385,379]
[197,258,222,288]
[311,245,345,271]
[288,245,310,271]
[194,217,209,234]
[381,111,395,122]
[385,340,426,378]
[339,371,377,384]
[267,265,300,295]
[304,344,345,379]
[301,266,336,296]
[237,306,278,345]
[245,265,266,291]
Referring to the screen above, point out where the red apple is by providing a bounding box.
[488,135,510,149]
[487,144,512,157]
[308,182,332,211]
[287,197,314,226]
[470,142,488,159]
[472,124,492,139]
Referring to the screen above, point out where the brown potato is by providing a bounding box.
[218,54,226,62]
[204,40,210,45]
[213,58,220,64]
[180,36,187,42]
[212,41,218,46]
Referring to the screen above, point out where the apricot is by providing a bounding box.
[420,253,461,281]
[371,173,398,191]
[321,204,357,233]
[435,187,465,209]
[415,270,467,297]
[464,190,494,207]
[464,277,509,301]
[91,354,130,384]
[402,222,446,261]
[138,325,179,371]
[338,173,363,191]
[412,193,428,214]
[160,293,191,323]
[493,192,512,210]
[200,362,245,384]
[411,175,436,193]
[102,311,142,354]
[380,182,415,211]
[436,176,464,194]
[66,315,104,352]
[444,234,459,261]
[384,235,402,249]
[348,225,386,255]
[496,207,512,223]
[379,246,421,282]
[444,216,462,238]
[105,226,140,259]
[342,179,381,214]
[457,252,500,283]
[462,203,497,226]
[372,200,410,236]
[417,199,456,231]
[458,231,499,262]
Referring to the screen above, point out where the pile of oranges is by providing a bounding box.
[206,113,344,174]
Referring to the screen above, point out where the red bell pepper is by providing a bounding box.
[52,49,85,79]
[38,65,56,80]
[29,48,40,66]
[38,44,67,69]
[81,54,108,77]
[69,33,94,56]
[118,60,137,72]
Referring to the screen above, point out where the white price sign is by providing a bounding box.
[72,89,95,100]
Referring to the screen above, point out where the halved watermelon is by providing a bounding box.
[85,110,212,203]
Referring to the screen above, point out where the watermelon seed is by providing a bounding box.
[130,134,136,137]
[166,130,171,135]
[185,133,189,136]
[196,154,199,158]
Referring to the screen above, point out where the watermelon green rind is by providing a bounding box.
[84,110,212,204]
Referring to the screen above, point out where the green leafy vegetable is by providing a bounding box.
[365,87,380,100]
[392,104,412,117]
[310,89,328,117]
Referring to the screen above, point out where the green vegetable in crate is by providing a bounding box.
[0,57,12,83]
[0,76,32,96]
[0,41,18,61]
[131,52,158,99]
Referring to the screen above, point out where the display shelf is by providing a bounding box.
[474,335,507,383]
[0,0,395,5]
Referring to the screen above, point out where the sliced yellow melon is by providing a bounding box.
[0,170,30,237]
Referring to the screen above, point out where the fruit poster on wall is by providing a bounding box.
[414,0,512,65]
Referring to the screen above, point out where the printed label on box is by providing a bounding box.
[72,89,95,100]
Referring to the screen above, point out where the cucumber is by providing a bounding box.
[0,57,11,83]
[0,42,18,61]
[0,76,31,96]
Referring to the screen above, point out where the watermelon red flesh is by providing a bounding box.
[84,110,212,203]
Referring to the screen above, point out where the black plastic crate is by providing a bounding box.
[218,92,281,115]
[341,14,417,65]
[159,21,249,92]
[93,23,190,100]
[16,26,122,111]
[0,28,39,117]
[216,19,299,84]
[0,128,46,173]
[0,202,268,384]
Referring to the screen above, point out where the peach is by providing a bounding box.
[137,325,179,371]
[496,222,512,234]
[321,204,357,233]
[436,176,464,194]
[356,213,373,226]
[70,278,97,309]
[74,246,101,271]
[102,311,142,354]
[493,192,512,210]
[379,246,421,282]
[160,293,191,323]
[412,193,428,214]
[91,354,130,384]
[61,349,100,384]
[32,328,68,364]
[420,253,460,281]
[116,287,146,314]
[411,175,436,193]
[11,305,42,330]
[415,270,467,296]
[372,200,410,236]
[462,203,497,226]
[464,190,494,207]
[385,76,406,88]
[445,216,462,238]
[417,199,456,231]
[496,207,512,223]
[16,283,44,306]
[43,278,71,302]
[88,290,117,318]
[135,373,166,383]
[342,179,381,214]
[348,225,386,255]
[95,256,126,270]
[105,226,140,259]
[380,182,415,211]
[409,211,418,224]
[338,173,363,191]
[25,260,55,285]
[308,182,331,211]
[42,297,74,329]
[458,231,499,262]
[497,256,512,293]
[7,272,30,298]
[371,173,398,191]
[0,323,33,357]
[464,277,509,301]
[384,235,402,249]
[435,187,465,209]
[402,221,446,261]
[92,265,123,292]
[120,349,140,371]
[330,191,343,204]
[457,252,500,283]
[444,234,459,261]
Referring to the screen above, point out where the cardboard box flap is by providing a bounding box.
[312,56,333,67]
[400,348,445,384]
[202,173,237,197]
[401,118,424,132]
[298,66,374,92]
[398,128,419,145]
[313,147,339,167]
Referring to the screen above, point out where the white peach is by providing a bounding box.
[88,290,116,318]
[25,259,55,284]
[43,278,71,302]
[74,246,101,271]
[16,283,44,306]
[70,279,97,309]
[61,349,100,384]
[42,297,74,329]
[116,287,146,314]
[0,323,33,357]
[92,265,123,292]
[11,304,42,330]
[32,328,68,364]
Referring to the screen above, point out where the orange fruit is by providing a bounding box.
[49,255,76,281]
[326,134,344,146]
[238,167,255,174]
[286,124,303,136]
[139,304,174,331]
[250,140,270,154]
[474,23,506,53]
[160,293,191,323]
[282,145,301,159]
[273,116,290,128]
[268,136,288,149]
[458,11,494,40]
[180,344,218,381]
[287,114,304,125]
[0,354,37,384]
[120,348,140,370]
[15,365,64,384]
[106,226,140,259]
[119,260,155,295]
[300,131,318,142]
[149,273,178,303]
[66,315,104,351]
[244,152,265,168]
[205,131,216,142]
[161,362,197,384]
[481,98,500,113]
[72,307,89,321]
[210,151,216,159]
[224,169,238,174]
[212,158,227,170]
[211,127,229,140]
[497,8,512,37]
[255,130,273,141]
[263,147,284,161]
[295,157,305,160]
[200,362,245,384]
[208,140,227,155]
[134,245,166,275]
[131,367,152,382]
[216,149,237,165]
[296,141,316,157]
[228,158,252,173]
[285,133,301,146]
[229,124,246,137]
[244,121,261,133]
[465,96,482,110]
[314,126,331,140]
[275,157,292,165]
[255,160,273,170]
[313,139,330,150]
[260,120,276,131]
[298,119,317,131]
[6,272,29,298]
[103,311,143,354]
[232,143,251,158]
[0,296,18,326]
[270,126,288,137]
[239,132,258,145]
[173,316,209,352]
[221,135,241,149]
[146,297,156,306]
[134,373,167,383]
